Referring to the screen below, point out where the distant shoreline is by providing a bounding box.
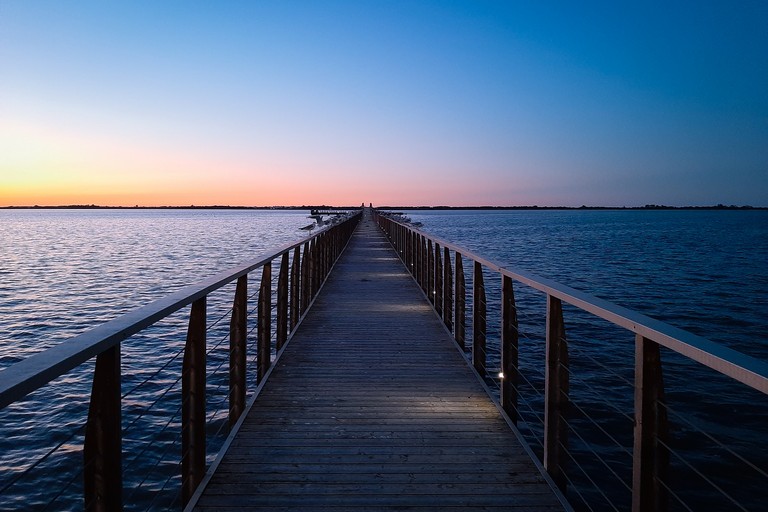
[1,204,765,211]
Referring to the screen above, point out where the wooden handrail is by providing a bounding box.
[0,210,362,509]
[0,213,361,409]
[374,210,768,512]
[374,212,768,394]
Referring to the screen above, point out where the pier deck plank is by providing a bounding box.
[191,212,567,511]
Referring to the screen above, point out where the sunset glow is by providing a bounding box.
[2,1,766,207]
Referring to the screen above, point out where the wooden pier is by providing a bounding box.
[5,207,764,510]
[187,212,568,511]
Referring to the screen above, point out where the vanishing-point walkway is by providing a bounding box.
[190,211,569,511]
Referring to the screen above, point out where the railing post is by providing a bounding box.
[322,233,327,270]
[455,252,466,350]
[308,239,316,299]
[320,233,328,280]
[330,230,335,266]
[182,297,206,506]
[632,335,670,512]
[407,231,413,273]
[435,243,443,314]
[427,239,435,303]
[306,239,314,303]
[301,241,311,312]
[416,234,422,286]
[84,344,122,511]
[397,223,401,257]
[501,275,518,422]
[404,229,409,268]
[394,223,399,258]
[443,247,453,331]
[277,252,289,350]
[320,234,326,285]
[229,275,247,427]
[472,261,486,375]
[403,226,407,264]
[333,228,339,261]
[330,229,337,266]
[419,236,429,296]
[407,229,412,271]
[314,235,322,286]
[399,225,405,262]
[544,295,569,491]
[290,246,300,330]
[257,263,272,383]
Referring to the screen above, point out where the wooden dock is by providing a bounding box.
[188,211,569,511]
[3,209,765,510]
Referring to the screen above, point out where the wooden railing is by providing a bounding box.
[374,210,768,512]
[0,211,361,510]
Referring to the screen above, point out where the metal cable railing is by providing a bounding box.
[375,210,768,512]
[0,211,362,510]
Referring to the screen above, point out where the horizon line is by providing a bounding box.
[1,203,766,211]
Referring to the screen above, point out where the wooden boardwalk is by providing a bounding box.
[190,211,569,511]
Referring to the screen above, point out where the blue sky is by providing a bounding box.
[1,0,766,206]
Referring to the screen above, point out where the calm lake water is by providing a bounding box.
[404,208,768,511]
[0,209,312,510]
[403,209,768,359]
[0,209,311,367]
[1,208,766,510]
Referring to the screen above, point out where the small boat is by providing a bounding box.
[299,223,315,231]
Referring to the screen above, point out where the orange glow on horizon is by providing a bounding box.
[0,171,419,207]
[0,181,524,208]
[0,117,559,208]
[0,180,369,208]
[0,165,551,208]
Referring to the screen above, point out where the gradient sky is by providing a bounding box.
[1,1,766,207]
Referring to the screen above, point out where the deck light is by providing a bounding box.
[498,372,505,379]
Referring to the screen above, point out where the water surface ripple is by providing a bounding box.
[1,208,766,511]
[405,209,768,511]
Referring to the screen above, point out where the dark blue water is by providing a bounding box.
[403,209,768,511]
[1,208,766,510]
[0,209,312,510]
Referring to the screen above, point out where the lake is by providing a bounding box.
[1,208,766,510]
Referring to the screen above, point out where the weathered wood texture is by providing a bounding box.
[192,212,566,511]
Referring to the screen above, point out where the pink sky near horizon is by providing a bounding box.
[1,110,554,207]
[2,1,766,208]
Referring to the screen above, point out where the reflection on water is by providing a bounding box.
[405,208,768,511]
[0,209,309,364]
[405,209,768,358]
[0,209,309,509]
[1,208,767,510]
